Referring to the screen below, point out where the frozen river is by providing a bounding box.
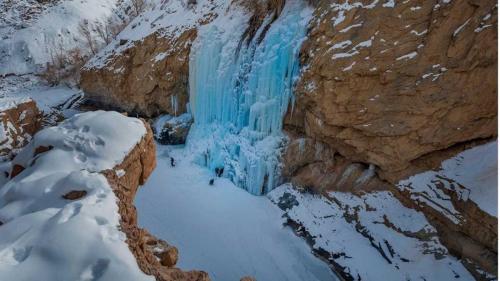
[135,145,337,281]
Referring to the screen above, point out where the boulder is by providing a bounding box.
[0,98,41,160]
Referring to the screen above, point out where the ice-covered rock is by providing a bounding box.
[153,113,193,145]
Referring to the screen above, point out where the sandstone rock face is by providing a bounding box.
[104,121,210,281]
[0,98,41,160]
[281,1,497,278]
[287,0,497,182]
[80,29,195,117]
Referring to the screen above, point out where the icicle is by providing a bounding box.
[187,0,312,195]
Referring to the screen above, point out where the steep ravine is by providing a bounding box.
[80,0,498,280]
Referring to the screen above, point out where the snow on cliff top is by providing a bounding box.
[0,111,151,281]
[86,0,229,69]
[0,0,125,75]
[0,96,32,111]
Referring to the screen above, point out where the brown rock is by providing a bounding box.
[34,145,53,156]
[0,99,41,160]
[240,277,256,281]
[62,190,87,200]
[282,0,497,278]
[287,0,497,182]
[10,164,25,179]
[80,28,197,117]
[391,178,498,278]
[158,246,179,267]
[282,136,387,194]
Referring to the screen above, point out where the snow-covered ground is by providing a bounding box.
[268,184,475,281]
[135,145,338,281]
[398,141,498,220]
[0,0,130,75]
[0,75,83,122]
[0,111,152,281]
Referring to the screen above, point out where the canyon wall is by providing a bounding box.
[81,30,195,117]
[79,0,497,278]
[286,0,497,184]
[81,0,497,185]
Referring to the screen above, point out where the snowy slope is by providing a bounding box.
[0,0,130,75]
[135,145,338,281]
[268,184,475,281]
[85,0,225,70]
[398,141,498,219]
[0,111,152,281]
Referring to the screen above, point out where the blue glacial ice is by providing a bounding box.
[187,0,312,195]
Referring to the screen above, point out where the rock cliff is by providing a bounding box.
[287,0,497,183]
[81,30,195,117]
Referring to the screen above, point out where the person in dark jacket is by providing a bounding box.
[215,167,224,177]
[209,179,214,185]
[170,157,175,167]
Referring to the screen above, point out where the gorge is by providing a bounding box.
[0,0,497,280]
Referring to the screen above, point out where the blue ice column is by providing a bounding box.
[188,1,311,195]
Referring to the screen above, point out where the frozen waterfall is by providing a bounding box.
[187,0,312,195]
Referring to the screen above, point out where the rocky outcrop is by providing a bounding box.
[282,136,386,193]
[0,98,41,160]
[286,0,497,183]
[104,120,210,281]
[152,113,193,145]
[2,111,209,281]
[81,29,195,117]
[281,2,498,277]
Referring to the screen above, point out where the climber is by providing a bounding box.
[170,157,175,167]
[209,179,214,186]
[216,167,224,177]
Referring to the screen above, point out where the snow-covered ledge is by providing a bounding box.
[0,111,208,281]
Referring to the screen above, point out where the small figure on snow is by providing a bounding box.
[209,179,215,185]
[216,167,224,177]
[170,157,176,167]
